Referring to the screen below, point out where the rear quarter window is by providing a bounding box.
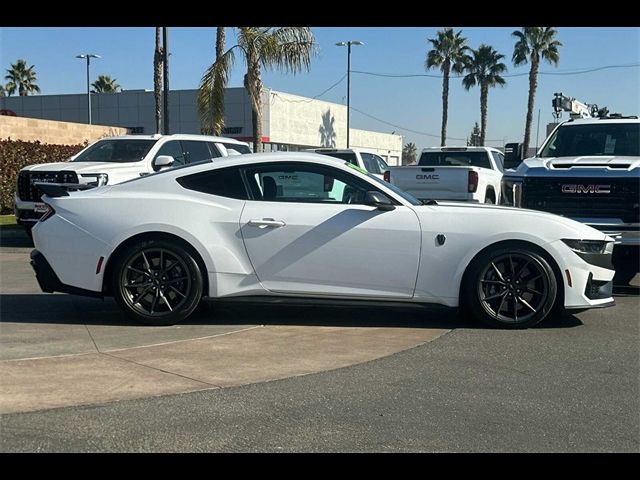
[176,167,248,200]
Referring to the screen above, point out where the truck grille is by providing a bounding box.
[17,171,79,202]
[521,177,640,224]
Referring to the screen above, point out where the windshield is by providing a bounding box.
[419,151,491,168]
[365,171,422,206]
[72,139,157,163]
[540,123,640,157]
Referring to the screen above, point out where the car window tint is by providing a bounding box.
[176,167,248,200]
[242,163,374,205]
[206,142,223,158]
[155,141,186,166]
[183,140,213,163]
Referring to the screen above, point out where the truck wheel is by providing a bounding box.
[463,246,557,328]
[485,191,496,204]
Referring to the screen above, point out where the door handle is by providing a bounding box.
[248,218,286,228]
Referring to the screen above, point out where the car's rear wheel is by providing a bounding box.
[463,247,557,328]
[112,239,203,326]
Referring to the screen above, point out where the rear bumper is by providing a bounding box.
[30,249,102,298]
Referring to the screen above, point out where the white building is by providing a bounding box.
[1,87,403,165]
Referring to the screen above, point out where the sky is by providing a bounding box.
[1,26,639,149]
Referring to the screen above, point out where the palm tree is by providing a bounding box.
[199,27,315,152]
[425,28,469,147]
[0,84,5,97]
[154,27,164,134]
[197,27,228,136]
[512,27,562,157]
[402,142,418,165]
[91,75,121,93]
[4,59,40,96]
[462,45,507,146]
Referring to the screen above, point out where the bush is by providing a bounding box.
[0,138,86,214]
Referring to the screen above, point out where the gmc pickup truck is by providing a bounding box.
[15,133,250,236]
[305,148,389,179]
[385,146,504,203]
[501,117,639,249]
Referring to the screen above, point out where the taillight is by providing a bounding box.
[383,171,390,182]
[468,171,478,193]
[38,204,55,222]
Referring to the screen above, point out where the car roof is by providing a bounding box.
[306,148,372,154]
[560,117,640,126]
[420,146,502,153]
[93,134,249,145]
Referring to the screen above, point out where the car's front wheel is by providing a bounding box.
[112,239,203,326]
[463,246,558,328]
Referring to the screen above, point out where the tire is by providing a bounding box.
[112,239,203,326]
[463,246,558,329]
[484,191,495,204]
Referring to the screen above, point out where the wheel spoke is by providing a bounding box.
[496,294,507,318]
[509,255,516,276]
[164,260,179,274]
[170,286,186,298]
[133,286,152,304]
[491,262,506,282]
[515,260,530,279]
[517,295,537,313]
[481,279,506,286]
[125,281,153,288]
[160,250,164,272]
[127,266,150,277]
[150,290,159,314]
[483,290,507,302]
[512,297,518,322]
[159,290,173,312]
[526,273,543,284]
[141,251,152,272]
[525,287,543,295]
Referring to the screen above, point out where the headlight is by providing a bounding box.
[81,173,109,187]
[561,239,611,254]
[501,177,522,206]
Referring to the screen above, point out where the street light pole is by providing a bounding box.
[336,41,363,148]
[76,54,100,125]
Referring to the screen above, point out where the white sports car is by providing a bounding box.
[31,153,616,328]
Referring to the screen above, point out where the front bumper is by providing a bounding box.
[30,249,102,298]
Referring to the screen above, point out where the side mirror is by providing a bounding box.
[153,155,175,171]
[364,191,395,211]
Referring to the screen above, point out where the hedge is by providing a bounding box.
[0,139,86,214]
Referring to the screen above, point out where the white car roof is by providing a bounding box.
[305,147,373,154]
[420,146,503,154]
[93,134,249,145]
[558,117,639,126]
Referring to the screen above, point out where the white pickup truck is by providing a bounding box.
[305,148,389,178]
[15,133,250,235]
[385,146,504,204]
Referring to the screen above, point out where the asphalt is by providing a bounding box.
[1,225,638,452]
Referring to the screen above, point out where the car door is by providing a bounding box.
[239,162,421,298]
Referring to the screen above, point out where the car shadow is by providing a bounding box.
[0,294,584,330]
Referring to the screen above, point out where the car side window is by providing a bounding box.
[206,142,223,158]
[176,166,248,200]
[241,163,373,205]
[374,154,389,172]
[360,153,382,174]
[183,140,213,164]
[154,141,187,166]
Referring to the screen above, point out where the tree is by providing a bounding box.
[4,59,40,96]
[425,28,469,147]
[154,27,164,134]
[462,45,507,146]
[467,122,482,146]
[198,27,228,136]
[199,27,316,152]
[91,75,121,93]
[402,142,418,165]
[0,85,5,97]
[512,27,562,157]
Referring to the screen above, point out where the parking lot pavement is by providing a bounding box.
[0,245,450,414]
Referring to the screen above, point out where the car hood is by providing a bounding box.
[509,155,640,175]
[22,161,144,173]
[414,201,611,242]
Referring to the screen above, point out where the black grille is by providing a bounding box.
[521,177,640,223]
[17,171,79,202]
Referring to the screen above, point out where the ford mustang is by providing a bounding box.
[30,153,616,328]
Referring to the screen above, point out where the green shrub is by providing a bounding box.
[0,138,86,214]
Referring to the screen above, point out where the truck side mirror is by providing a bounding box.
[503,142,523,170]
